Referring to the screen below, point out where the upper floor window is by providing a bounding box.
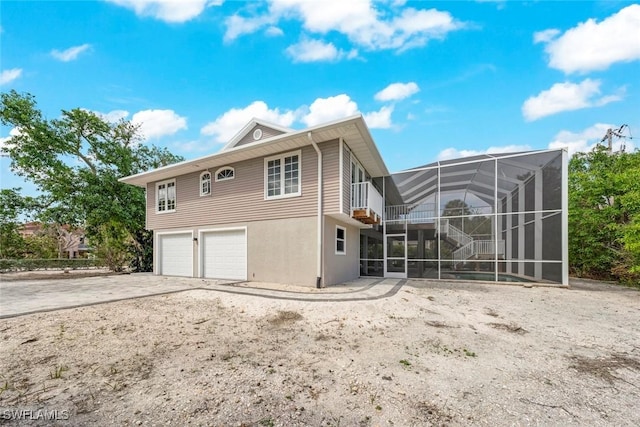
[157,179,176,212]
[200,172,211,196]
[264,150,301,199]
[215,167,235,182]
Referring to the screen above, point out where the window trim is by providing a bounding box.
[264,150,302,200]
[335,225,346,255]
[215,166,235,182]
[156,178,176,213]
[200,171,211,196]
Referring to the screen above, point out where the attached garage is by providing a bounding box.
[201,228,247,280]
[157,232,193,277]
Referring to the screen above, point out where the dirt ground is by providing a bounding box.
[1,278,639,426]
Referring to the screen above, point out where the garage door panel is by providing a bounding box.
[159,233,193,277]
[202,229,246,280]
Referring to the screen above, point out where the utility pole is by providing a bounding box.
[601,124,629,153]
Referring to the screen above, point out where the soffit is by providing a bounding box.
[120,115,389,187]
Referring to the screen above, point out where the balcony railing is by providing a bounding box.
[386,203,437,223]
[351,182,383,224]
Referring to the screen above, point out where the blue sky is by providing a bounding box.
[1,0,639,195]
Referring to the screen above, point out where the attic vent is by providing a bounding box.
[253,128,263,140]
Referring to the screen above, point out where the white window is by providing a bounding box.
[264,150,301,199]
[200,172,211,196]
[157,179,176,212]
[336,226,346,255]
[215,167,235,182]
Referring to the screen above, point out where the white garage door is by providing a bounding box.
[202,229,247,280]
[158,233,193,277]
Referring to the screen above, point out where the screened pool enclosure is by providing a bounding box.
[359,149,568,285]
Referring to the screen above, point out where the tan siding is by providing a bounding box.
[147,145,323,230]
[343,143,351,215]
[321,140,341,214]
[235,125,286,148]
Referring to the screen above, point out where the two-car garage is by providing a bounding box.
[156,228,247,281]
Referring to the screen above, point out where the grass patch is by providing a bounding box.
[50,365,68,379]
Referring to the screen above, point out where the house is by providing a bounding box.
[120,115,568,286]
[19,222,90,259]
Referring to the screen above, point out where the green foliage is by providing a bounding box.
[0,90,184,271]
[93,221,130,272]
[23,232,59,259]
[0,258,106,272]
[569,145,640,285]
[0,188,40,258]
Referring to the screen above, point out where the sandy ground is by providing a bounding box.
[0,278,639,426]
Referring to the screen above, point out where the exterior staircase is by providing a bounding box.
[439,220,505,267]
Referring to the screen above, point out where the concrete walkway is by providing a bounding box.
[0,274,406,319]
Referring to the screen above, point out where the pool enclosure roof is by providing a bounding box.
[390,149,564,207]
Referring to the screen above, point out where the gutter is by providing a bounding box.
[308,131,323,288]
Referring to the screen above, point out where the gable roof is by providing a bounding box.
[221,118,294,151]
[120,115,390,188]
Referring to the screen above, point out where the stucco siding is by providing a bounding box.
[247,217,318,286]
[322,216,360,286]
[152,217,318,286]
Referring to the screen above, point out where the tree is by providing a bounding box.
[0,188,31,258]
[569,145,640,285]
[0,91,184,270]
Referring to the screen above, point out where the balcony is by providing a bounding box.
[351,182,383,225]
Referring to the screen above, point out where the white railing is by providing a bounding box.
[440,220,473,247]
[385,203,436,223]
[351,182,383,218]
[453,240,505,264]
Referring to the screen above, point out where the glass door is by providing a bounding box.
[385,234,407,278]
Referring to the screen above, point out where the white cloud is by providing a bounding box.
[547,123,633,156]
[363,105,394,129]
[224,14,276,42]
[202,94,395,143]
[537,4,640,73]
[0,127,22,154]
[437,144,532,161]
[51,44,91,62]
[227,0,465,54]
[265,26,284,37]
[172,140,211,153]
[107,0,221,23]
[522,79,623,121]
[93,109,130,123]
[0,68,22,85]
[374,82,419,102]
[533,28,560,44]
[201,101,297,143]
[131,109,187,140]
[286,38,357,62]
[301,94,359,127]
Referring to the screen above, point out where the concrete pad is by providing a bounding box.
[0,273,236,318]
[0,274,400,319]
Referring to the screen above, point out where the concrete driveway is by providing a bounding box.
[0,273,403,319]
[0,273,237,318]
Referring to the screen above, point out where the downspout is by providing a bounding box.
[308,132,323,288]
